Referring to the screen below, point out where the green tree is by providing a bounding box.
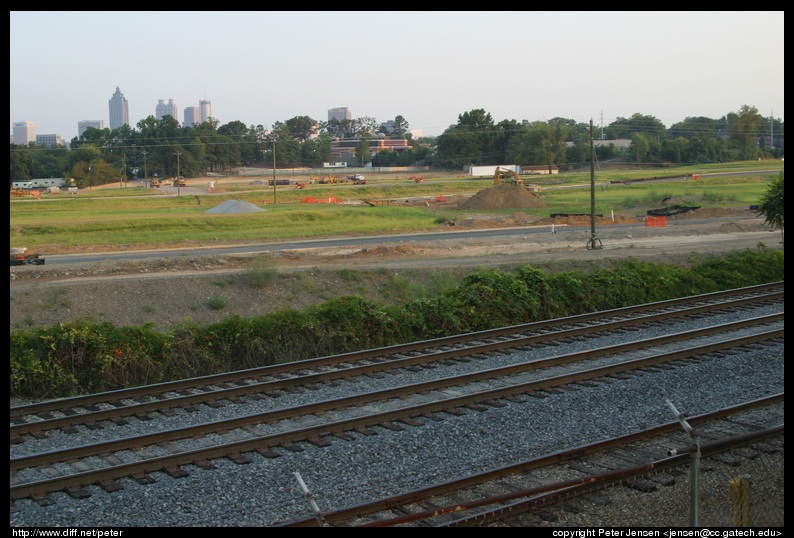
[756,171,784,243]
[727,105,764,160]
[393,115,410,138]
[284,116,318,142]
[629,133,650,163]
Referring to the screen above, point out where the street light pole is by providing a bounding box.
[272,137,277,204]
[174,151,182,197]
[141,150,148,182]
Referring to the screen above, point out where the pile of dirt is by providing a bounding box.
[457,184,546,210]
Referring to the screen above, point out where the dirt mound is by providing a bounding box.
[457,184,546,210]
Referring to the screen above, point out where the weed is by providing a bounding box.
[245,257,278,289]
[43,288,71,310]
[207,295,227,310]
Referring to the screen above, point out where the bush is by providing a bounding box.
[10,247,783,399]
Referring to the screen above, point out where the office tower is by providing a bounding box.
[109,87,129,130]
[183,106,199,127]
[36,134,62,147]
[12,121,35,145]
[199,100,211,123]
[328,107,352,123]
[78,120,105,137]
[156,99,179,122]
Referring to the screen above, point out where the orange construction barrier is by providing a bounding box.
[301,196,342,204]
[645,216,667,228]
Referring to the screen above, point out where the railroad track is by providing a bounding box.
[277,396,784,527]
[9,283,784,525]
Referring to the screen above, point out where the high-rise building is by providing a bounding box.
[199,100,211,123]
[183,106,200,127]
[36,134,63,147]
[12,121,35,145]
[109,87,129,130]
[156,99,179,122]
[78,120,105,137]
[328,107,352,123]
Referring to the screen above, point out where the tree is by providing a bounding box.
[727,105,764,160]
[393,115,409,138]
[284,116,318,142]
[756,171,784,243]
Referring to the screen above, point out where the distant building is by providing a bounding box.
[183,106,200,127]
[330,135,410,162]
[156,99,179,123]
[409,129,424,139]
[78,120,104,137]
[12,121,35,145]
[328,107,351,123]
[199,100,212,123]
[36,134,63,147]
[108,87,129,130]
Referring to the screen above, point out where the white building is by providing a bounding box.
[12,121,35,145]
[156,99,179,123]
[199,100,212,123]
[78,120,104,137]
[328,107,351,123]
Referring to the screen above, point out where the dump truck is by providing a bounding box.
[10,248,45,266]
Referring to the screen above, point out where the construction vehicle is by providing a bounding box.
[10,248,45,266]
[493,167,541,192]
[295,182,307,189]
[410,176,425,183]
[319,175,338,184]
[150,178,161,187]
[493,167,522,186]
[176,177,187,187]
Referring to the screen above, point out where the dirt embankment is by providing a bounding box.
[9,184,780,332]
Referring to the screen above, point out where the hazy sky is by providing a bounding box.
[11,11,784,142]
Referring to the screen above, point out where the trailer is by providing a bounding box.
[10,248,45,266]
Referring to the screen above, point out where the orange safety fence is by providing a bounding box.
[645,216,667,228]
[300,196,343,204]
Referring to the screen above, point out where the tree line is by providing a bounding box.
[9,105,783,187]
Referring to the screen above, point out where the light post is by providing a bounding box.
[174,151,182,197]
[272,137,277,204]
[141,150,148,182]
[587,119,602,250]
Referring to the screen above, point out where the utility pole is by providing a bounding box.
[272,137,277,204]
[141,150,148,181]
[174,151,182,197]
[587,119,602,250]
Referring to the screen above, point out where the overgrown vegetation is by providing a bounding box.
[10,248,783,399]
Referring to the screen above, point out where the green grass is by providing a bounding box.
[10,161,781,253]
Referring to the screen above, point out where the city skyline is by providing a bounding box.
[11,12,784,142]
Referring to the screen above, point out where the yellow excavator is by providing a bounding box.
[493,167,541,192]
[493,167,522,186]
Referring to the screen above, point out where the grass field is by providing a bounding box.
[10,161,782,253]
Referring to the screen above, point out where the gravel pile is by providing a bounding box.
[10,303,784,527]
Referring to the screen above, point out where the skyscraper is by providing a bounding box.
[78,120,105,137]
[199,100,211,123]
[183,106,200,127]
[12,121,35,145]
[156,99,179,122]
[109,87,129,130]
[328,107,352,123]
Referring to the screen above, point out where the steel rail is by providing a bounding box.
[10,329,782,501]
[275,394,784,527]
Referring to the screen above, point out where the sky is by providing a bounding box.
[10,11,784,142]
